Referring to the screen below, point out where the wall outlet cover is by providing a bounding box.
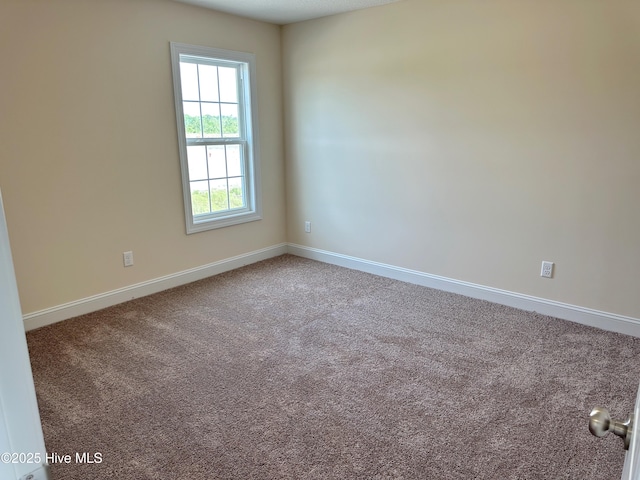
[541,261,554,278]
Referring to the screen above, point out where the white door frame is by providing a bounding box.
[621,380,640,480]
[0,190,49,480]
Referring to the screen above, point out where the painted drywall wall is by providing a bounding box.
[0,0,285,315]
[283,0,640,318]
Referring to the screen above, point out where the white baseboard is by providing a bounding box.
[23,243,288,331]
[287,243,640,338]
[24,242,640,338]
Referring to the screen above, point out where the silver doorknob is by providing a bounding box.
[589,407,633,450]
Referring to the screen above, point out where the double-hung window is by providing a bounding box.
[170,43,261,234]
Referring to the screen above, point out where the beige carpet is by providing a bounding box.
[26,255,640,479]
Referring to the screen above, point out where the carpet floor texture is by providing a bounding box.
[26,255,640,479]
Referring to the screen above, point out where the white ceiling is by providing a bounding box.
[173,0,402,25]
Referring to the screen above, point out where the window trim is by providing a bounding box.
[170,42,262,234]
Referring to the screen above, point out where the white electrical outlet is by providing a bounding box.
[304,221,311,233]
[540,261,553,278]
[123,251,134,267]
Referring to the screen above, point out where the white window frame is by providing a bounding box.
[170,42,262,234]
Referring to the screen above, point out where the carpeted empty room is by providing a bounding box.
[26,255,640,479]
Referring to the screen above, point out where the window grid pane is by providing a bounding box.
[187,146,208,181]
[221,103,239,138]
[226,144,242,177]
[190,181,211,216]
[210,179,229,212]
[180,63,199,101]
[201,102,221,138]
[183,101,202,138]
[207,145,226,180]
[218,67,238,103]
[228,176,245,209]
[198,64,219,102]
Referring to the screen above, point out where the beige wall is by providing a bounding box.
[0,0,285,314]
[283,0,640,318]
[2,0,639,322]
